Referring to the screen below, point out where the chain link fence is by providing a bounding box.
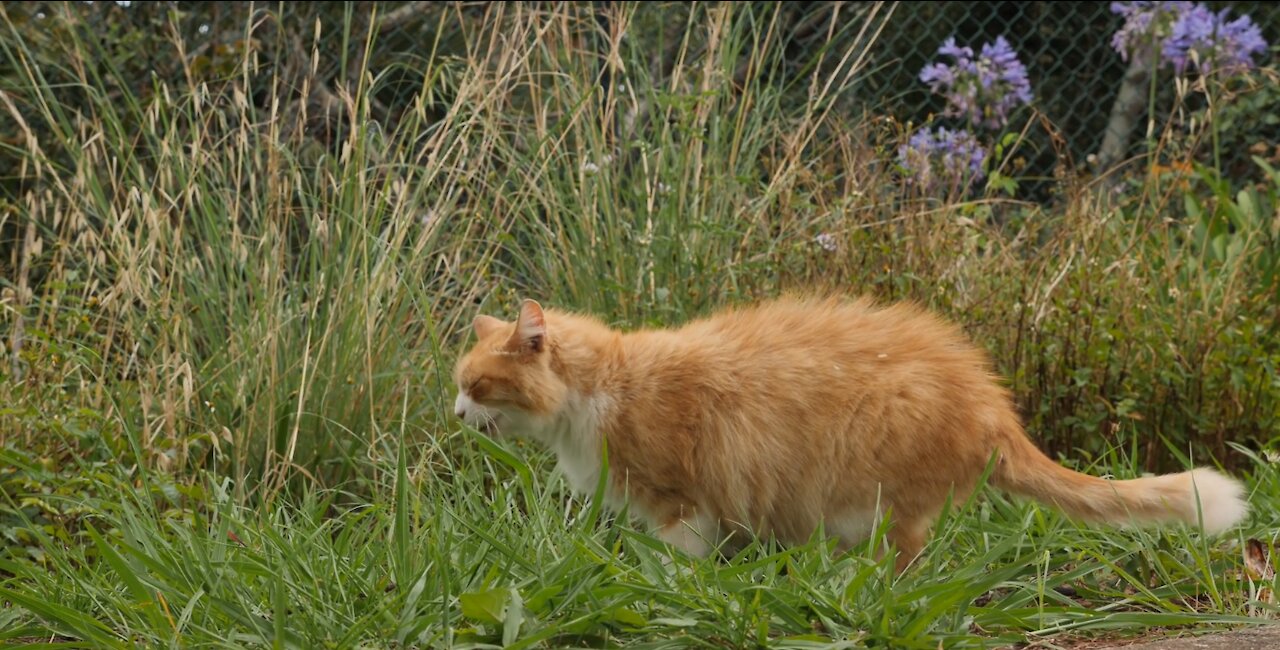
[4,1,1278,200]
[859,1,1280,191]
[279,0,1280,191]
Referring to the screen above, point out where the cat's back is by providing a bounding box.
[684,295,977,360]
[618,294,998,411]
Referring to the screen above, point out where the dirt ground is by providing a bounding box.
[1018,625,1280,650]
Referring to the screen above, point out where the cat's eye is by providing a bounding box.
[467,377,513,404]
[466,378,490,399]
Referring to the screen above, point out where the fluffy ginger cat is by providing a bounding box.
[452,295,1248,572]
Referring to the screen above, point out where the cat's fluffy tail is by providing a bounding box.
[991,426,1248,535]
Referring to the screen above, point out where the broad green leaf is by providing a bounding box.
[460,587,509,625]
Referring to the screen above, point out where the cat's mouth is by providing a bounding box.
[466,412,502,436]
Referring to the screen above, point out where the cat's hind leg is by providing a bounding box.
[829,507,928,574]
[886,518,928,574]
[655,511,725,559]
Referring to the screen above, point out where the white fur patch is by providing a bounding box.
[547,391,614,496]
[454,391,498,431]
[469,389,615,499]
[454,391,475,417]
[657,512,718,557]
[1187,468,1249,534]
[828,508,885,549]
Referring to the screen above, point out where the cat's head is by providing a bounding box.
[452,299,568,439]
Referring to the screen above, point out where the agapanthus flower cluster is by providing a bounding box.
[1162,4,1268,76]
[1110,2,1193,62]
[918,35,1032,131]
[1111,2,1268,76]
[896,127,988,193]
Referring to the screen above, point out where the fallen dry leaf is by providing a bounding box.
[1243,537,1275,605]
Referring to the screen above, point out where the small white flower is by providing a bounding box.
[815,233,837,252]
[581,152,614,175]
[656,182,672,195]
[199,24,210,35]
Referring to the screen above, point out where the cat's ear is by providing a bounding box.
[508,299,547,354]
[473,315,506,339]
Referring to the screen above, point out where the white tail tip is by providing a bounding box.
[1188,468,1249,534]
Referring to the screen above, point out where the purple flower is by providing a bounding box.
[937,36,974,61]
[897,127,988,193]
[979,37,1032,121]
[1111,2,1268,76]
[1110,2,1194,62]
[918,36,1032,131]
[1162,5,1268,76]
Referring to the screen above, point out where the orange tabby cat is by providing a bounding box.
[452,295,1248,572]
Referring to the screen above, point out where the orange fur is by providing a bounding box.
[452,295,1248,572]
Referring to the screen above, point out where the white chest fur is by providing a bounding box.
[545,391,614,497]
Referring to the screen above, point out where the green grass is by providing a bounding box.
[2,434,1278,648]
[2,2,1278,647]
